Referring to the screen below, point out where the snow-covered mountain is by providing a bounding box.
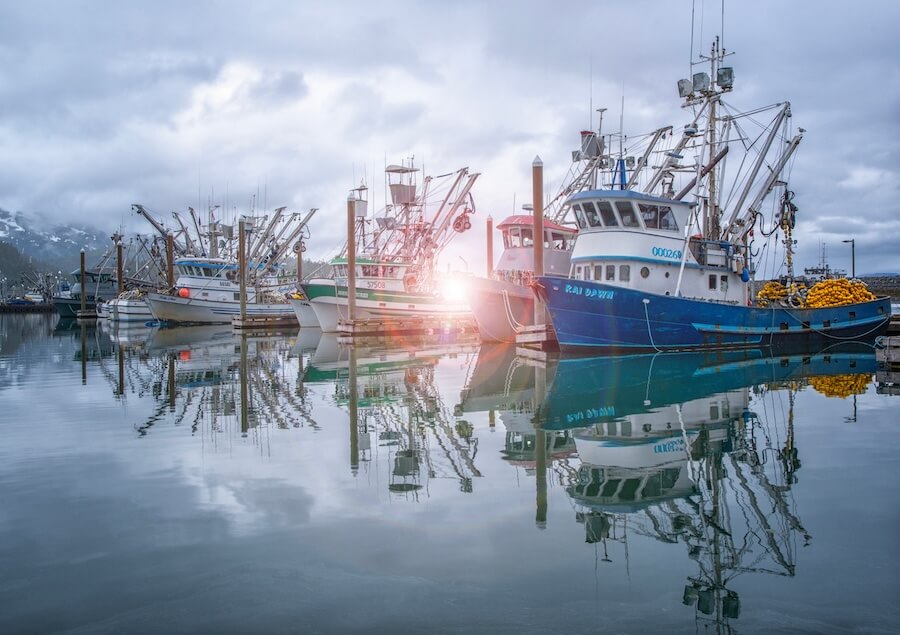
[0,208,109,270]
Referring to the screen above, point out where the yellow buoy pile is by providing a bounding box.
[756,281,788,307]
[804,278,875,308]
[756,278,875,308]
[756,281,806,307]
[809,373,872,398]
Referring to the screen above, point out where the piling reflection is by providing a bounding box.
[457,343,577,474]
[111,325,318,441]
[305,332,481,496]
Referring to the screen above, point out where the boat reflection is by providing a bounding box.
[536,344,874,633]
[120,326,318,439]
[305,332,481,497]
[457,343,577,475]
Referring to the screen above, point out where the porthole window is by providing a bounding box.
[640,266,650,279]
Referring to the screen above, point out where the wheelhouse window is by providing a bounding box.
[639,204,659,229]
[571,204,588,229]
[658,206,678,231]
[615,201,639,227]
[584,266,592,281]
[581,201,602,228]
[521,227,534,247]
[605,265,615,281]
[594,265,603,280]
[551,232,567,250]
[620,265,631,282]
[596,201,618,226]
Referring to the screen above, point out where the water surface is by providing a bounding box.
[1,314,898,633]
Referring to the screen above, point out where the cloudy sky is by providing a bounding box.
[1,0,898,274]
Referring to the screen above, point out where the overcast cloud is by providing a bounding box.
[1,0,898,273]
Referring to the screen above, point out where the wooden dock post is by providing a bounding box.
[166,232,175,290]
[76,248,96,319]
[515,155,558,358]
[532,156,544,325]
[347,193,357,322]
[80,249,86,315]
[238,219,247,323]
[116,241,124,296]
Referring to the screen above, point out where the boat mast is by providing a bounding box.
[706,39,719,240]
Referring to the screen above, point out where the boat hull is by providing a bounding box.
[303,280,472,333]
[468,277,535,343]
[145,293,294,324]
[288,296,320,328]
[534,277,891,352]
[52,296,97,318]
[107,298,154,322]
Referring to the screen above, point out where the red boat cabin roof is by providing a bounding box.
[496,215,577,234]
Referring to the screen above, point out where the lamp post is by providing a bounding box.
[842,239,855,278]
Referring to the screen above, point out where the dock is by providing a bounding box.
[0,303,54,314]
[515,323,559,363]
[887,313,900,335]
[335,316,477,339]
[876,334,900,394]
[232,314,300,331]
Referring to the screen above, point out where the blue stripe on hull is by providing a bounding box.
[535,277,891,352]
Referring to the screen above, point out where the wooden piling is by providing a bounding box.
[238,219,247,322]
[116,241,124,296]
[347,194,357,322]
[80,249,86,314]
[532,156,544,325]
[166,233,175,290]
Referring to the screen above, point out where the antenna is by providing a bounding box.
[589,56,593,130]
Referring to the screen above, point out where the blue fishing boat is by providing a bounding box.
[533,39,891,352]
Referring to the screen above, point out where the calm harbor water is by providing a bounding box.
[1,313,898,634]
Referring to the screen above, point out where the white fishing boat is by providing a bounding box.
[145,257,296,324]
[304,256,472,332]
[142,207,316,325]
[106,290,154,322]
[304,163,479,332]
[287,290,319,328]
